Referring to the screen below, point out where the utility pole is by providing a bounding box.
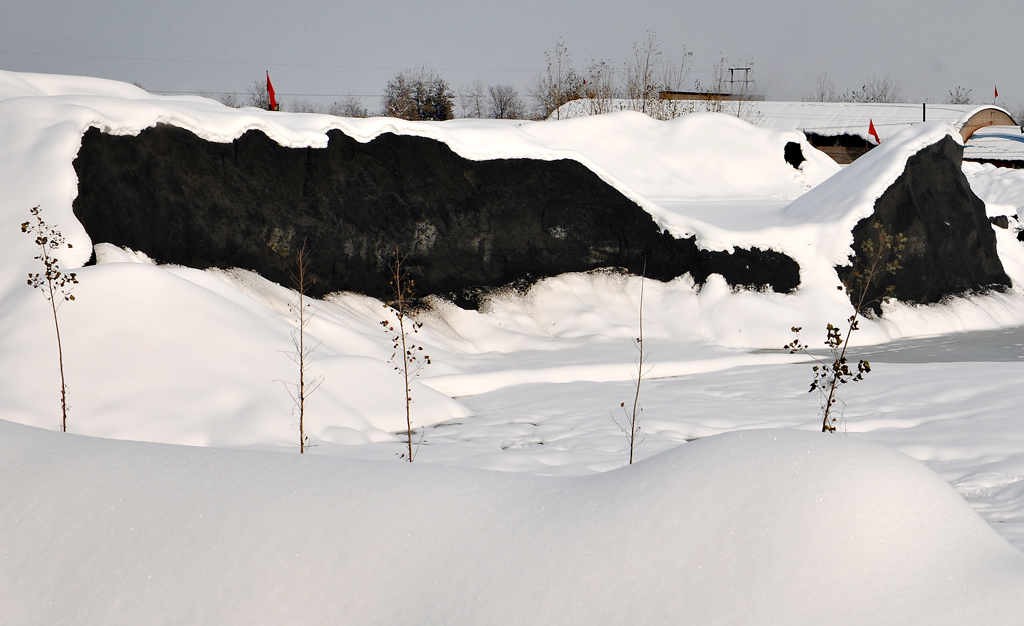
[727,67,753,94]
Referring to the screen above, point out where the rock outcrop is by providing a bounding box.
[72,124,799,305]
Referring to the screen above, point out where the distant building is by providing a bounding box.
[747,102,1015,164]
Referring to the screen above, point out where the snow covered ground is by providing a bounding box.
[2,70,1024,623]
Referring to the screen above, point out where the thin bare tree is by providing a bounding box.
[283,240,323,453]
[488,84,526,119]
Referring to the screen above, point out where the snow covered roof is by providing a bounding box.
[552,99,1015,145]
[748,101,1014,143]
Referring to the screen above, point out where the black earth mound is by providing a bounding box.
[839,135,1010,312]
[71,124,799,306]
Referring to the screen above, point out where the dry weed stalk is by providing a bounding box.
[22,206,78,432]
[615,263,650,463]
[381,247,431,461]
[786,222,905,432]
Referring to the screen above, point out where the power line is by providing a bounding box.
[152,90,381,98]
[0,49,536,75]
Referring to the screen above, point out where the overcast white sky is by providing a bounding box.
[3,0,1021,114]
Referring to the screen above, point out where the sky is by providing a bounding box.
[2,0,1021,114]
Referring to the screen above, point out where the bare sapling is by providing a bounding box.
[615,262,650,463]
[283,240,323,453]
[785,221,905,432]
[22,206,79,432]
[380,247,431,462]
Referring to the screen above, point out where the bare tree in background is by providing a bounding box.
[531,38,584,119]
[210,92,241,108]
[331,96,370,118]
[457,80,487,118]
[805,72,839,102]
[659,46,692,100]
[652,42,693,120]
[584,58,619,115]
[487,84,526,119]
[245,79,271,109]
[1009,103,1024,125]
[946,86,973,105]
[623,30,664,115]
[846,73,904,103]
[698,56,731,114]
[289,99,324,114]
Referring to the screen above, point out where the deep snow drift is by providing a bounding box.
[2,70,1024,623]
[3,424,1022,625]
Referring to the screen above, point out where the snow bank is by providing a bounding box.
[963,160,1024,219]
[0,259,469,447]
[2,422,1020,626]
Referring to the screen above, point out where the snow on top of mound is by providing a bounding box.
[0,70,829,285]
[0,69,970,289]
[517,110,839,200]
[2,422,1020,626]
[0,70,154,101]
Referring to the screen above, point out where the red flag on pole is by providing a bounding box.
[995,85,999,99]
[868,119,881,144]
[266,71,278,111]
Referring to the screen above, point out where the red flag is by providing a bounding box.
[868,119,881,144]
[995,85,999,99]
[266,71,278,111]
